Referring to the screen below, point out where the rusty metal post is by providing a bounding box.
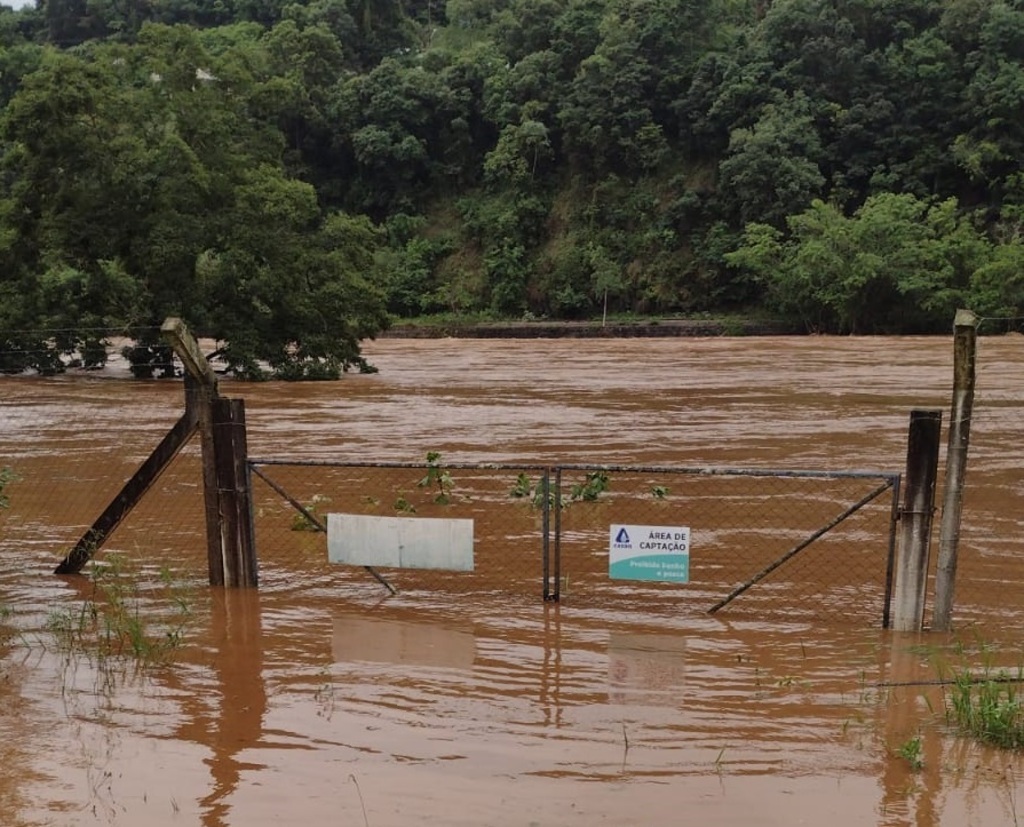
[892,410,942,632]
[881,474,902,629]
[933,309,979,631]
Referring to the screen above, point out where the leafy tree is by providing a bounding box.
[483,119,552,185]
[558,17,667,174]
[0,42,45,109]
[490,0,566,63]
[343,0,418,67]
[968,236,1024,322]
[0,24,387,377]
[459,190,548,314]
[376,213,456,317]
[602,0,717,136]
[948,2,1024,195]
[717,91,826,227]
[330,56,469,216]
[3,0,1024,344]
[482,48,560,128]
[727,194,992,333]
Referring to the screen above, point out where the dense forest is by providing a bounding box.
[0,0,1022,377]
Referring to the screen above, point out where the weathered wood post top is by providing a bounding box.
[161,317,219,392]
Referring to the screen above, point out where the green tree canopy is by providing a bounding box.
[727,194,999,333]
[0,24,387,377]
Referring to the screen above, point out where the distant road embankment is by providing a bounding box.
[381,319,799,339]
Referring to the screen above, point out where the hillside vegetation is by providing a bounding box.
[0,0,1022,375]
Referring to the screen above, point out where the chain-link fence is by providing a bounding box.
[248,460,553,603]
[934,385,1024,626]
[249,458,900,625]
[551,465,899,624]
[0,445,207,578]
[1,328,1018,630]
[0,445,903,626]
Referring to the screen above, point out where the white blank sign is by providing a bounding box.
[327,513,474,571]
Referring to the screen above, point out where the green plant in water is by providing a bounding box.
[651,485,669,499]
[394,496,416,514]
[570,470,610,502]
[509,473,562,509]
[947,668,1024,750]
[47,556,193,665]
[291,493,329,531]
[510,473,533,499]
[0,603,12,648]
[418,451,454,504]
[314,665,336,720]
[896,734,924,771]
[0,466,17,509]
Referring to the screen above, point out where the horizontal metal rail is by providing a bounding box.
[248,458,553,472]
[249,457,899,483]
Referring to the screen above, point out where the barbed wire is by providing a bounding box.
[0,326,162,336]
[977,315,1024,333]
[0,327,170,370]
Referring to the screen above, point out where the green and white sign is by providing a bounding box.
[609,524,690,583]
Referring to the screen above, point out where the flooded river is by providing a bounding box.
[1,334,1024,826]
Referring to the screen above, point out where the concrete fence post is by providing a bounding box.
[892,409,942,632]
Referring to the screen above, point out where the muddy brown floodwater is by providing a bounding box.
[2,335,1024,827]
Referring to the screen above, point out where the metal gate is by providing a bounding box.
[247,458,901,625]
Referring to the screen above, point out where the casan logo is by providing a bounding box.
[612,527,633,549]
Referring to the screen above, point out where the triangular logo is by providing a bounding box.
[615,528,630,543]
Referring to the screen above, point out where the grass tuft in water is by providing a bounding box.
[47,555,193,666]
[896,734,924,770]
[947,668,1024,751]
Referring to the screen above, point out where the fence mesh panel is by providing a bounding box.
[249,461,550,601]
[939,387,1024,625]
[249,459,898,624]
[553,467,896,624]
[0,445,900,626]
[0,445,207,580]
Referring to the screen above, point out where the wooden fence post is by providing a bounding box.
[892,409,942,632]
[161,318,226,586]
[162,317,256,588]
[212,397,258,588]
[932,310,979,631]
[186,371,225,586]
